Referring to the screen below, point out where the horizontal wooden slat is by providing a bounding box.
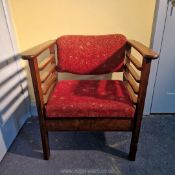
[43,82,56,104]
[39,54,55,71]
[123,72,139,93]
[126,53,142,70]
[124,82,138,104]
[125,63,140,82]
[42,73,57,95]
[40,64,56,83]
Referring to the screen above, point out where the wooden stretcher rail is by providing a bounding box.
[123,72,139,93]
[39,54,55,71]
[43,82,56,104]
[40,64,56,83]
[124,82,138,104]
[125,63,140,82]
[45,118,134,131]
[42,73,57,95]
[126,53,142,70]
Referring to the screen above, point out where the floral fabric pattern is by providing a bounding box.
[56,34,127,74]
[46,80,135,118]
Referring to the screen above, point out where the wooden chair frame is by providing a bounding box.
[22,38,158,161]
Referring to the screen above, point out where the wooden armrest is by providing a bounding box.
[21,40,56,60]
[127,40,159,59]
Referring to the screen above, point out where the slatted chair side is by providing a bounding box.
[124,40,159,160]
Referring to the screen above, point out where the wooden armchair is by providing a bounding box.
[22,34,158,161]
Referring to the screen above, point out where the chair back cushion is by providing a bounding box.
[56,34,127,74]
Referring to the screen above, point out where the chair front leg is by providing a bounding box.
[129,117,142,161]
[39,122,50,160]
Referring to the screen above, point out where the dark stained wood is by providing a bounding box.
[46,118,133,131]
[123,44,131,81]
[49,44,55,54]
[124,63,140,82]
[126,53,142,70]
[124,82,138,104]
[129,58,152,161]
[123,72,139,93]
[22,37,159,161]
[125,39,159,160]
[40,64,56,83]
[43,82,56,104]
[127,40,159,59]
[21,40,56,60]
[42,73,57,95]
[39,54,55,71]
[28,58,50,160]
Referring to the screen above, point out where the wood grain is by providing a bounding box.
[42,73,57,95]
[39,54,55,71]
[126,53,142,70]
[21,40,56,60]
[21,37,159,161]
[40,64,56,83]
[127,40,159,59]
[125,63,140,82]
[46,118,133,131]
[123,72,139,93]
[43,82,56,104]
[124,82,138,104]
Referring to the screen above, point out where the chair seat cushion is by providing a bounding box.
[46,80,135,118]
[57,34,127,74]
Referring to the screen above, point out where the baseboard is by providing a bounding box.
[30,102,38,116]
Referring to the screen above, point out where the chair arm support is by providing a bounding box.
[127,40,159,59]
[21,40,56,60]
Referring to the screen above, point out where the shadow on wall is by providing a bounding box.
[0,54,30,149]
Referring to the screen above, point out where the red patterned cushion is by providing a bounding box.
[46,80,135,118]
[56,34,127,74]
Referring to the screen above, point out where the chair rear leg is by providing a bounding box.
[129,123,141,161]
[40,126,50,160]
